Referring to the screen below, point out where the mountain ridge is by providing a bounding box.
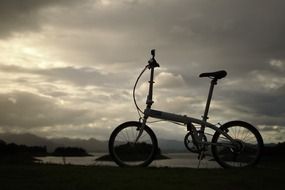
[0,132,188,153]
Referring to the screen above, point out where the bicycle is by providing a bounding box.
[109,49,263,168]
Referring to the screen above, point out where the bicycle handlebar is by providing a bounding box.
[148,49,160,68]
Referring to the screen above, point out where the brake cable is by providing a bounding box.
[133,65,148,120]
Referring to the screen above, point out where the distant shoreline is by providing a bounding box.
[95,154,170,161]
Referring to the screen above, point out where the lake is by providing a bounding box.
[37,153,221,168]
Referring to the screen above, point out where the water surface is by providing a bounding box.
[37,153,221,168]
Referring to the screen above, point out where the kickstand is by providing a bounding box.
[197,151,205,169]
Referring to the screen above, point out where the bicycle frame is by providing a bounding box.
[141,54,236,148]
[144,108,235,147]
[110,50,263,168]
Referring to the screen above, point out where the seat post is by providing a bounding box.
[201,79,217,131]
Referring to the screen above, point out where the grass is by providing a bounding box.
[0,161,285,190]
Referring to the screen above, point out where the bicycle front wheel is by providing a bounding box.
[211,121,263,168]
[109,121,158,167]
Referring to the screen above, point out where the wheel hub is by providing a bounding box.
[232,139,244,153]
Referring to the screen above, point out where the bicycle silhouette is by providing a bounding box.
[109,50,263,168]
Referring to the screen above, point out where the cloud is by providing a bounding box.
[155,72,186,89]
[0,0,285,142]
[3,0,284,72]
[270,59,285,72]
[0,0,79,38]
[0,64,129,87]
[0,91,92,129]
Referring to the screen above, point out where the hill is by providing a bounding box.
[0,133,188,153]
[51,137,107,152]
[0,133,56,152]
[0,133,107,152]
[2,132,284,155]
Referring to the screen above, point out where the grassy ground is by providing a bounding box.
[0,160,284,190]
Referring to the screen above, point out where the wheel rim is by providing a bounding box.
[112,126,155,166]
[215,125,261,168]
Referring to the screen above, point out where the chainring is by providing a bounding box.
[184,131,207,153]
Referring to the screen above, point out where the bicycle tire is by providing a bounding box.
[109,121,158,167]
[211,120,263,168]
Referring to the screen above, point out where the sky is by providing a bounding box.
[0,0,284,143]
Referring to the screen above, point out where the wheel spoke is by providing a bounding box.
[212,122,263,168]
[109,122,157,167]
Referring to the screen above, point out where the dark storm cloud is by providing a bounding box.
[156,0,285,74]
[0,91,92,129]
[0,0,79,38]
[39,0,285,74]
[223,87,285,126]
[1,0,284,69]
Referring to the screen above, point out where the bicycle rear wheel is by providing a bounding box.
[211,121,263,168]
[109,121,158,167]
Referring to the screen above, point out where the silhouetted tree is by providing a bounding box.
[0,140,46,164]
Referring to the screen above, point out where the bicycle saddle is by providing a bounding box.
[199,70,227,79]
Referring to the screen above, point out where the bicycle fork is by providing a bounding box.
[134,117,148,143]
